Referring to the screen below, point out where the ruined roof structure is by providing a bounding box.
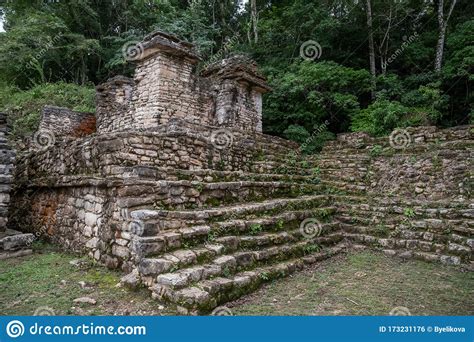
[4,31,473,314]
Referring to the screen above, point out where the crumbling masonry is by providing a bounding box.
[4,31,473,314]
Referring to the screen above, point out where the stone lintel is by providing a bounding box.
[138,31,201,63]
[201,56,271,93]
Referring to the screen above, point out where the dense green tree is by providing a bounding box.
[0,0,471,145]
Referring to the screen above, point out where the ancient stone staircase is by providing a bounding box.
[317,126,473,267]
[129,194,346,314]
[86,129,350,314]
[115,125,472,314]
[8,30,472,315]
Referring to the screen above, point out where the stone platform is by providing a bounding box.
[5,31,473,314]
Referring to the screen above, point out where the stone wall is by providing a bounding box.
[0,112,34,259]
[15,119,298,181]
[38,106,96,138]
[96,76,135,133]
[95,32,268,134]
[0,113,13,230]
[317,125,473,267]
[321,125,472,201]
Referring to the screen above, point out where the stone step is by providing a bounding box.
[209,209,336,238]
[381,248,467,266]
[341,223,473,248]
[0,231,35,260]
[116,180,323,210]
[343,233,470,265]
[322,134,473,151]
[138,243,227,277]
[250,161,313,175]
[105,166,322,184]
[129,195,333,230]
[331,194,473,209]
[104,167,364,196]
[315,160,371,169]
[130,208,338,258]
[319,142,474,160]
[151,232,343,291]
[320,180,367,194]
[124,208,335,257]
[138,220,342,278]
[150,243,348,314]
[335,203,473,220]
[339,214,474,232]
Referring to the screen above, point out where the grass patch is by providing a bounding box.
[230,251,474,316]
[2,245,472,316]
[0,243,172,316]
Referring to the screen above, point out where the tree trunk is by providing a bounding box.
[250,0,258,44]
[366,0,376,99]
[435,0,457,73]
[435,26,446,73]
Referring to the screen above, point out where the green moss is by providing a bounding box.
[205,197,222,207]
[369,145,383,157]
[404,207,416,219]
[249,223,263,235]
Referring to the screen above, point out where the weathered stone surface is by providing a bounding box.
[120,269,140,289]
[4,30,472,315]
[73,297,97,305]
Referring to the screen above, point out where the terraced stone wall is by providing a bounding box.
[325,126,472,200]
[15,120,297,180]
[10,120,300,271]
[318,125,473,267]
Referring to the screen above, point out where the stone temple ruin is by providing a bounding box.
[1,31,473,314]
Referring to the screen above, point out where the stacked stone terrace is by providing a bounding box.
[0,113,34,259]
[8,31,473,314]
[314,126,473,268]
